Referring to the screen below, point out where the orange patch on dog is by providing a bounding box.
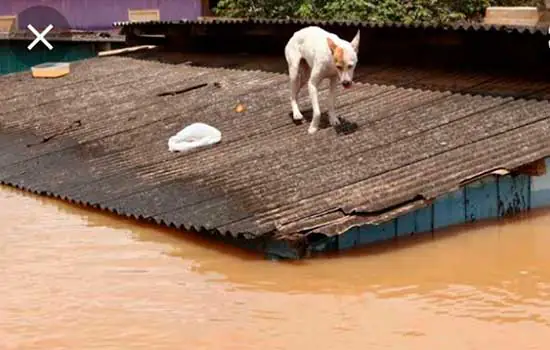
[326,37,344,66]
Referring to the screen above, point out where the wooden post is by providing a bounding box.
[542,0,550,24]
[515,158,547,177]
[201,0,213,17]
[0,15,17,33]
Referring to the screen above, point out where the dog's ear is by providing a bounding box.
[350,30,360,53]
[327,37,337,54]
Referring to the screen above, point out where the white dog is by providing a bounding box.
[284,26,360,134]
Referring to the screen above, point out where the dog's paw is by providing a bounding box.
[308,125,318,134]
[329,115,341,126]
[293,111,304,121]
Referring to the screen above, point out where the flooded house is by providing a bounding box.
[1,17,550,259]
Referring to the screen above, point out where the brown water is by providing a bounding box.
[1,186,550,350]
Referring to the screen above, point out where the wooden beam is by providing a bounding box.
[201,0,213,17]
[460,168,510,187]
[128,8,161,23]
[98,45,157,57]
[484,6,542,26]
[0,15,17,33]
[515,158,547,176]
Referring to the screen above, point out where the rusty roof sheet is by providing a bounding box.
[113,17,549,35]
[1,53,550,244]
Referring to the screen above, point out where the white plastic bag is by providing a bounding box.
[168,123,222,152]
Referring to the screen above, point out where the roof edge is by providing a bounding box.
[112,17,549,35]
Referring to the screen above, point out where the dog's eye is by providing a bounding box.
[347,64,353,69]
[336,65,343,70]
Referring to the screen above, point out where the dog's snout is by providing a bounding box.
[342,80,352,88]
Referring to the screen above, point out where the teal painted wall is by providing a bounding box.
[307,157,550,256]
[531,158,550,209]
[0,41,97,75]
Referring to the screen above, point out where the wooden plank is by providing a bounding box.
[498,174,530,217]
[433,189,466,230]
[98,45,157,57]
[465,176,498,222]
[515,158,547,176]
[358,220,396,245]
[200,0,214,17]
[338,227,359,251]
[415,205,433,234]
[0,15,17,33]
[396,210,416,237]
[484,7,542,26]
[128,9,161,23]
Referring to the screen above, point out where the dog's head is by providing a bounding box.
[327,30,360,89]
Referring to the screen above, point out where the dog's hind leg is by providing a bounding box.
[298,59,310,89]
[287,58,304,121]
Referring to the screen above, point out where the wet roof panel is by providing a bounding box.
[1,52,550,243]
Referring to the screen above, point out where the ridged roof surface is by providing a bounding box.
[1,50,550,243]
[113,17,550,35]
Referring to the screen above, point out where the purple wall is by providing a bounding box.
[0,0,202,30]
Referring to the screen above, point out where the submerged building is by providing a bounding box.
[1,17,550,259]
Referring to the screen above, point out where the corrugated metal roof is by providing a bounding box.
[1,51,550,250]
[113,17,550,35]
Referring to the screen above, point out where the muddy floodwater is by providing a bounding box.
[1,186,550,349]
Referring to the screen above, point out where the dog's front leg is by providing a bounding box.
[307,75,322,134]
[328,76,341,127]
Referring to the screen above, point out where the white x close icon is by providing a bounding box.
[27,24,54,51]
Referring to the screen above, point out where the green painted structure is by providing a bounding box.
[0,41,97,75]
